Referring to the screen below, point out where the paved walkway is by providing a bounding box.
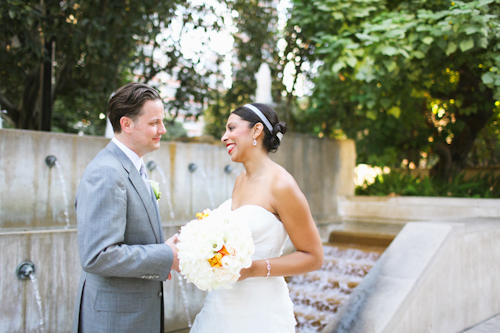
[463,314,500,332]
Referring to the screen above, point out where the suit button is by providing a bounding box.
[158,292,163,298]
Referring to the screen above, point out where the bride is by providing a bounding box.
[190,103,324,332]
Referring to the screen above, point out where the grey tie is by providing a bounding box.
[140,164,159,204]
[140,164,163,242]
[139,164,150,190]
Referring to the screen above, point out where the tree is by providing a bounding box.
[284,0,500,179]
[0,0,220,134]
[203,0,286,138]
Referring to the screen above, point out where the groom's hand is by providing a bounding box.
[165,234,180,276]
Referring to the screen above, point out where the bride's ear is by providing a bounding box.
[252,123,264,138]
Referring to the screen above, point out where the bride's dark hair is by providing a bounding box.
[232,103,287,153]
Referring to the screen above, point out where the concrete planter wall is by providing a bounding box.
[338,195,500,235]
[0,129,355,332]
[328,195,500,332]
[325,219,500,333]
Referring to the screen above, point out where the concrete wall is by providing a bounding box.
[0,129,355,332]
[273,134,356,240]
[0,226,205,332]
[324,218,500,333]
[0,129,244,230]
[337,195,500,235]
[1,230,80,333]
[0,129,355,230]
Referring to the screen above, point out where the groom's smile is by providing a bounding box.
[126,99,166,157]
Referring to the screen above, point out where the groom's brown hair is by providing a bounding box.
[107,82,161,133]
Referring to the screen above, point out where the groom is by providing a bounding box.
[73,82,179,332]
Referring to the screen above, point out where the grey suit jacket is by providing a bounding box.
[73,141,173,333]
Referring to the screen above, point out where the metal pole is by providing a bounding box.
[41,38,53,131]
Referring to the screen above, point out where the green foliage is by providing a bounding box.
[469,105,500,164]
[3,0,498,179]
[285,0,500,174]
[0,0,220,135]
[203,0,285,138]
[356,169,500,198]
[163,120,188,141]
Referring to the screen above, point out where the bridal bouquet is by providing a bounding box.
[177,208,255,292]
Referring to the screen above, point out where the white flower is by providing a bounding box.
[177,208,255,292]
[148,180,161,200]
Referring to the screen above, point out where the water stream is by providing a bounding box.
[175,271,192,328]
[29,274,45,333]
[54,161,70,228]
[199,168,216,209]
[287,244,382,332]
[151,165,175,219]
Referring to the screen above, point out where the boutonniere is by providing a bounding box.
[148,180,161,200]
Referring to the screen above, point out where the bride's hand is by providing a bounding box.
[238,259,271,281]
[237,267,251,281]
[237,259,261,281]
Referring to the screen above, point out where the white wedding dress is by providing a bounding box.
[190,199,297,332]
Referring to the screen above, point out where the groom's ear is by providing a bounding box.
[120,116,134,134]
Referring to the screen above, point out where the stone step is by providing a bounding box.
[290,232,394,333]
[341,218,406,235]
[294,305,338,332]
[328,230,395,248]
[323,242,386,257]
[288,271,363,291]
[289,285,349,312]
[321,257,375,276]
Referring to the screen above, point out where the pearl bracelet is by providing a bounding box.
[265,259,271,278]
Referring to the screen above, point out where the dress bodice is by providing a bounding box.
[218,199,289,260]
[190,199,297,332]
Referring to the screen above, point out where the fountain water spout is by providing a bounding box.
[16,261,35,280]
[147,161,157,171]
[188,162,216,210]
[45,155,57,168]
[46,155,71,227]
[224,165,233,174]
[188,163,197,173]
[146,160,175,219]
[16,261,45,332]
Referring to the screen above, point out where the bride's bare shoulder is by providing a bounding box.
[271,164,299,192]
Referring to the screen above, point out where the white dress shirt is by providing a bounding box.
[112,137,145,173]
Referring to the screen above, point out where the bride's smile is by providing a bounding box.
[226,143,235,154]
[221,114,257,162]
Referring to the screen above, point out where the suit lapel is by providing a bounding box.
[129,172,162,243]
[106,142,162,243]
[150,191,164,243]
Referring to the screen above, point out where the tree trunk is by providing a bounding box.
[17,67,42,130]
[431,141,452,181]
[41,39,54,132]
[431,64,495,180]
[431,106,494,180]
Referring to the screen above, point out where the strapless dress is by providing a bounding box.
[190,199,296,332]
